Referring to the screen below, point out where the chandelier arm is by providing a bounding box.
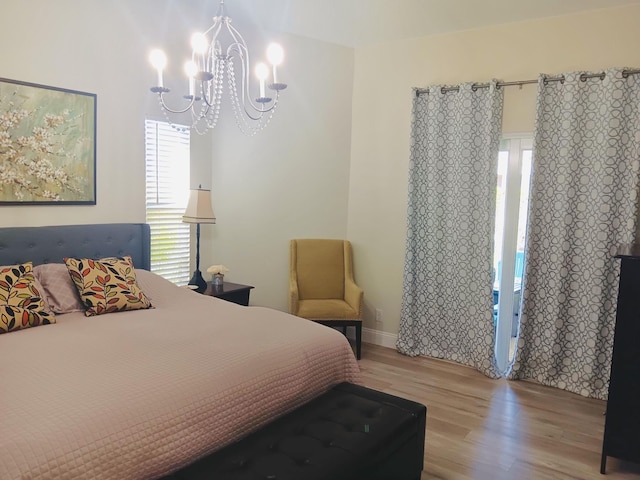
[202,15,222,36]
[225,21,248,57]
[227,61,279,123]
[245,93,278,116]
[228,63,278,136]
[239,98,278,120]
[200,61,223,129]
[226,42,276,115]
[206,36,221,87]
[199,77,216,108]
[224,23,251,107]
[191,15,223,109]
[195,95,211,116]
[155,92,197,114]
[200,57,224,108]
[236,101,278,136]
[227,60,262,123]
[205,67,224,128]
[206,20,223,52]
[194,24,221,107]
[227,42,251,108]
[156,97,190,133]
[226,23,275,113]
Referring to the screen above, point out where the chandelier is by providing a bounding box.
[148,0,287,136]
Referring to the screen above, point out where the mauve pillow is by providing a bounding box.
[33,263,85,314]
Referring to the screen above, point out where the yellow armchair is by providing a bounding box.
[289,239,363,359]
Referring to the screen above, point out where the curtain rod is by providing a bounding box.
[415,68,640,97]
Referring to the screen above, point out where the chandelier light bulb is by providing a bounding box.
[149,49,167,70]
[255,62,269,98]
[266,43,284,65]
[185,60,198,96]
[266,43,284,85]
[149,49,167,88]
[191,33,209,54]
[184,60,198,78]
[255,63,269,80]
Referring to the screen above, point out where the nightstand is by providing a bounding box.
[202,282,254,306]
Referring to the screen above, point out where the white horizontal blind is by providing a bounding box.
[145,119,191,285]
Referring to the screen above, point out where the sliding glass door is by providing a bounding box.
[493,137,532,373]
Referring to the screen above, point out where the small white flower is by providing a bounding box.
[0,131,11,148]
[206,265,229,275]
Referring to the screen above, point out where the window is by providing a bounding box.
[493,136,533,372]
[145,119,191,285]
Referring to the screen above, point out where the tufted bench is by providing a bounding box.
[166,382,427,480]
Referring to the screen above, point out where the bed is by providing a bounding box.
[0,223,361,480]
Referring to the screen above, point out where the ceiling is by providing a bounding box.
[227,0,640,48]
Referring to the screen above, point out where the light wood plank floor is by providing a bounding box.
[357,343,640,480]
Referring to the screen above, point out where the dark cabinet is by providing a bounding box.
[601,246,640,473]
[202,282,254,306]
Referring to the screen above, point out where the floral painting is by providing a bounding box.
[0,78,96,204]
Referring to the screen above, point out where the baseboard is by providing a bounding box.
[346,327,398,349]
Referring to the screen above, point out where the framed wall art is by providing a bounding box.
[0,77,96,205]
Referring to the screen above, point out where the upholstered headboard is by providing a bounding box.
[0,223,151,270]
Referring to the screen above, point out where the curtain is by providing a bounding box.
[509,69,640,399]
[397,82,503,378]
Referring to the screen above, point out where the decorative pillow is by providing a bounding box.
[33,263,85,314]
[64,256,152,316]
[0,263,56,334]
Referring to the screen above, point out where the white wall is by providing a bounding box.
[202,33,354,310]
[348,5,640,337]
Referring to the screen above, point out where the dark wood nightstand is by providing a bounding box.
[202,282,254,306]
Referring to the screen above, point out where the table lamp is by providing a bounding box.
[182,185,216,292]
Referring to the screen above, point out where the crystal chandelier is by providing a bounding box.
[148,0,287,136]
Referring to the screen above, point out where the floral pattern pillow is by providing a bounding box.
[64,256,152,316]
[0,263,56,334]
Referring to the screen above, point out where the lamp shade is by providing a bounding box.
[183,188,216,224]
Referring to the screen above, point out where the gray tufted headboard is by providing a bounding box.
[0,223,151,269]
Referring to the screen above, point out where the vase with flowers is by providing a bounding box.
[207,264,229,286]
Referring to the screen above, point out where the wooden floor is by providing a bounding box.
[357,343,640,480]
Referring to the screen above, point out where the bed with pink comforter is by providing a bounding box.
[0,268,361,479]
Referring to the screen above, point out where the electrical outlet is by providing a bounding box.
[375,308,383,323]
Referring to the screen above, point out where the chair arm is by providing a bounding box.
[289,273,300,315]
[344,278,364,318]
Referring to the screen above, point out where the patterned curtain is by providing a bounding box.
[509,69,640,399]
[397,82,503,378]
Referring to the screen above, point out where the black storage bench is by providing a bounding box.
[166,382,427,480]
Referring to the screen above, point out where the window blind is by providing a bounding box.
[145,119,191,285]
